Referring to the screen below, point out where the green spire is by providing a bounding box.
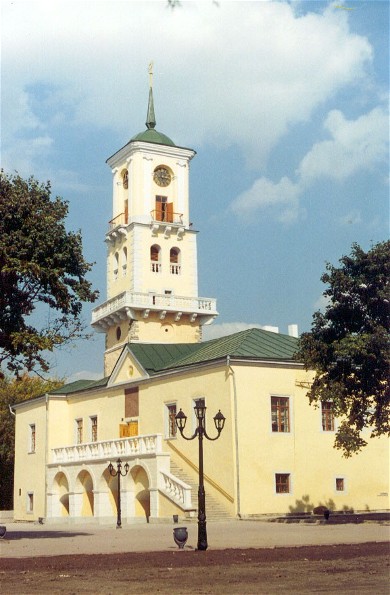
[146,62,156,129]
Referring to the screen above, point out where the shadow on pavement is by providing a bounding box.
[4,530,92,540]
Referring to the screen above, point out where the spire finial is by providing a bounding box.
[146,61,156,130]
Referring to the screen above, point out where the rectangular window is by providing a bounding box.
[29,424,36,453]
[155,196,173,222]
[321,401,335,431]
[76,419,83,445]
[271,397,290,432]
[125,387,139,418]
[90,416,98,442]
[336,477,345,491]
[275,473,290,494]
[27,492,34,513]
[166,403,177,439]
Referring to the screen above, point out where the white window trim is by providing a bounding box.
[269,394,293,435]
[320,401,338,433]
[75,418,83,445]
[335,476,347,494]
[90,415,98,442]
[28,423,36,454]
[274,472,293,495]
[164,402,177,439]
[26,491,34,513]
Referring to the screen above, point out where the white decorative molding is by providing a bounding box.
[51,434,163,464]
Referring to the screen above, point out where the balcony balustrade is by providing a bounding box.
[51,434,163,464]
[91,290,217,327]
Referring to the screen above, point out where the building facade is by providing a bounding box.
[12,79,389,524]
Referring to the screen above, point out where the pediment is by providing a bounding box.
[107,345,148,386]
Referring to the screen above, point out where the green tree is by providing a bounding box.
[0,171,99,377]
[0,374,63,509]
[297,241,390,456]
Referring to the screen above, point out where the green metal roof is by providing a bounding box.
[130,328,299,374]
[50,377,108,395]
[130,128,176,147]
[46,329,298,398]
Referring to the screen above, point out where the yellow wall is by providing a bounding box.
[13,399,47,521]
[13,358,389,521]
[139,365,235,514]
[231,363,389,515]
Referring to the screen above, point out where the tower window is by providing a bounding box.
[113,252,119,281]
[170,247,181,274]
[122,247,127,277]
[122,169,128,189]
[150,245,161,273]
[155,196,173,223]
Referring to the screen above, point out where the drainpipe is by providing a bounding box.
[44,393,49,520]
[9,405,15,417]
[227,356,241,518]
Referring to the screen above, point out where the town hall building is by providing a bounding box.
[12,75,389,524]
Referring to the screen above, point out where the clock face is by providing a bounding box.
[153,166,171,187]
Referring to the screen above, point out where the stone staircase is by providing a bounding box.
[169,461,233,521]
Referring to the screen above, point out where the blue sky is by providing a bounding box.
[1,1,389,381]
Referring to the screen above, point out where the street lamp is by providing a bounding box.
[108,458,129,529]
[175,402,225,551]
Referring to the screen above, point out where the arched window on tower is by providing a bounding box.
[170,247,181,275]
[122,247,127,277]
[113,252,119,281]
[122,169,128,189]
[150,245,161,273]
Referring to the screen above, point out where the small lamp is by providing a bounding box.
[175,409,187,431]
[214,410,226,432]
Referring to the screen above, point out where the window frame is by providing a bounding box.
[27,491,34,513]
[90,416,98,442]
[271,396,290,433]
[321,401,335,432]
[275,473,291,494]
[75,418,83,445]
[335,476,346,493]
[165,402,177,439]
[29,423,36,453]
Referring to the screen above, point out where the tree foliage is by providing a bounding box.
[297,241,390,457]
[0,374,63,509]
[0,171,99,377]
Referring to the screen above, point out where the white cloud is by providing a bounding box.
[1,1,374,173]
[230,105,388,223]
[298,107,389,183]
[231,176,301,223]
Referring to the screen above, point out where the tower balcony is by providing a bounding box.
[91,290,218,331]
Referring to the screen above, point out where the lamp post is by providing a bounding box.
[108,458,129,529]
[175,402,225,551]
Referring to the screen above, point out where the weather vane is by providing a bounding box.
[148,61,154,89]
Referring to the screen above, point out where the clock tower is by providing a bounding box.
[91,69,218,375]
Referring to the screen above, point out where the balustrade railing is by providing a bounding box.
[91,291,217,324]
[51,434,163,464]
[159,470,193,509]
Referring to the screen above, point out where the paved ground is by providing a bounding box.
[0,520,389,593]
[1,519,389,557]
